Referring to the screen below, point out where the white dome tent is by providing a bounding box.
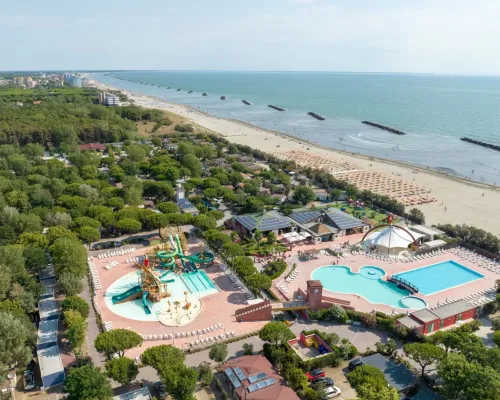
[363,225,424,255]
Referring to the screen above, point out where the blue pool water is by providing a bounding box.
[312,266,427,309]
[104,269,218,322]
[394,260,484,295]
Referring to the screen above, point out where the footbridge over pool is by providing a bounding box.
[271,300,310,311]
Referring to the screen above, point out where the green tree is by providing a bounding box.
[198,361,214,386]
[0,269,11,300]
[285,367,308,390]
[254,229,263,246]
[493,331,500,347]
[122,176,143,206]
[64,365,113,400]
[404,342,444,379]
[116,218,142,235]
[267,231,276,244]
[64,310,87,354]
[95,329,143,357]
[408,207,425,224]
[192,215,217,231]
[243,343,254,355]
[259,322,295,346]
[105,357,139,386]
[222,242,245,259]
[23,244,48,273]
[50,237,87,278]
[17,232,49,248]
[209,343,228,363]
[77,226,101,246]
[245,273,272,293]
[292,185,315,205]
[157,201,180,214]
[61,296,90,319]
[58,272,84,296]
[141,344,185,371]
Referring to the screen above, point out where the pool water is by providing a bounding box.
[104,269,218,322]
[312,265,427,309]
[394,260,484,295]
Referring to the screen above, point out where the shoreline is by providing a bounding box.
[91,79,500,235]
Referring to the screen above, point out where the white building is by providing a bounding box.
[99,92,120,106]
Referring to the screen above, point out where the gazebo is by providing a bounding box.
[363,225,424,255]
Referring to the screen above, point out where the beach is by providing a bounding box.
[92,80,500,236]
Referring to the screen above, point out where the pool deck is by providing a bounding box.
[91,242,267,359]
[273,235,497,314]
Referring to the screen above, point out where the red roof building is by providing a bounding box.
[219,355,299,400]
[78,143,106,152]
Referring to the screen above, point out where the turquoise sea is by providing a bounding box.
[92,71,500,184]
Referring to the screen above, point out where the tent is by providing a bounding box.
[364,225,424,255]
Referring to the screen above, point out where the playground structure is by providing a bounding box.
[111,234,214,316]
[288,331,334,360]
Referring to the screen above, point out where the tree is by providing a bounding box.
[408,208,425,224]
[105,357,139,386]
[77,226,101,246]
[23,244,48,273]
[259,322,295,346]
[292,185,315,205]
[243,343,254,355]
[0,269,11,300]
[493,331,500,347]
[122,176,143,206]
[116,218,142,235]
[17,232,49,248]
[64,365,113,400]
[327,304,348,322]
[61,296,90,319]
[50,237,87,278]
[0,312,34,379]
[64,310,87,354]
[348,364,399,400]
[209,343,228,363]
[141,344,185,371]
[192,215,217,231]
[222,242,245,259]
[267,231,276,244]
[404,342,444,379]
[245,273,272,293]
[58,272,84,296]
[157,201,180,214]
[285,367,308,390]
[95,329,143,357]
[254,229,263,246]
[198,361,214,386]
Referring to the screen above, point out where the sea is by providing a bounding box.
[91,71,500,184]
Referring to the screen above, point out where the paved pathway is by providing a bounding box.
[82,278,106,367]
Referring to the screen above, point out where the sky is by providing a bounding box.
[2,0,500,75]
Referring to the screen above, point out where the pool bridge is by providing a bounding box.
[388,276,419,294]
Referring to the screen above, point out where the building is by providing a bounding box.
[409,225,445,241]
[312,188,329,201]
[78,143,106,152]
[232,210,293,238]
[363,225,424,255]
[359,353,416,393]
[219,355,299,400]
[99,92,120,106]
[396,300,478,334]
[113,387,152,400]
[175,184,199,215]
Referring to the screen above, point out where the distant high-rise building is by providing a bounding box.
[99,92,120,106]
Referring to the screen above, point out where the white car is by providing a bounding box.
[323,386,342,399]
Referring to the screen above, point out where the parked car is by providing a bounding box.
[306,368,325,381]
[23,371,35,391]
[154,381,167,400]
[323,386,342,399]
[349,358,363,370]
[312,377,334,387]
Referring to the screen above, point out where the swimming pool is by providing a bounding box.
[394,260,484,295]
[104,269,219,322]
[312,265,427,309]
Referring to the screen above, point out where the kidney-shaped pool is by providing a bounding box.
[311,265,427,309]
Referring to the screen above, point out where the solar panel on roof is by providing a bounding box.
[224,368,242,388]
[247,377,276,392]
[233,367,247,381]
[236,216,258,230]
[326,209,364,230]
[248,372,267,383]
[290,211,321,224]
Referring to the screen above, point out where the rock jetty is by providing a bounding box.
[177,88,181,91]
[202,93,207,96]
[461,137,500,152]
[242,100,252,105]
[268,105,286,111]
[188,90,193,93]
[220,96,226,100]
[362,121,406,135]
[308,112,325,121]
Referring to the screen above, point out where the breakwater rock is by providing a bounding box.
[308,112,325,121]
[268,105,286,111]
[461,137,500,152]
[202,93,207,96]
[362,121,406,135]
[220,96,226,100]
[242,100,252,105]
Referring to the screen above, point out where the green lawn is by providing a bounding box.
[240,241,288,256]
[320,202,399,224]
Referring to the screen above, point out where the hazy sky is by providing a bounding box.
[2,0,500,74]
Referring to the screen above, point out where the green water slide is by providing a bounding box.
[142,291,151,314]
[111,285,141,304]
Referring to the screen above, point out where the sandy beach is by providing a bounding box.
[92,81,500,236]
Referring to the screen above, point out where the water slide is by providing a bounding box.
[142,291,152,314]
[111,285,141,304]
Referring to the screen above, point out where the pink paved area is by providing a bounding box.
[91,243,266,358]
[273,235,497,314]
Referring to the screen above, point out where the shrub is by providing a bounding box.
[174,124,194,133]
[327,304,348,323]
[263,260,287,280]
[61,296,90,319]
[492,318,500,331]
[360,313,377,328]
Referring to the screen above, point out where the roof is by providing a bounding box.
[288,210,321,224]
[410,225,445,236]
[365,225,423,249]
[234,211,291,232]
[397,316,424,330]
[411,308,440,323]
[308,222,338,235]
[113,387,152,400]
[307,280,323,288]
[428,300,474,320]
[422,239,447,249]
[78,143,106,151]
[361,353,416,392]
[324,209,365,230]
[220,355,299,400]
[177,198,199,214]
